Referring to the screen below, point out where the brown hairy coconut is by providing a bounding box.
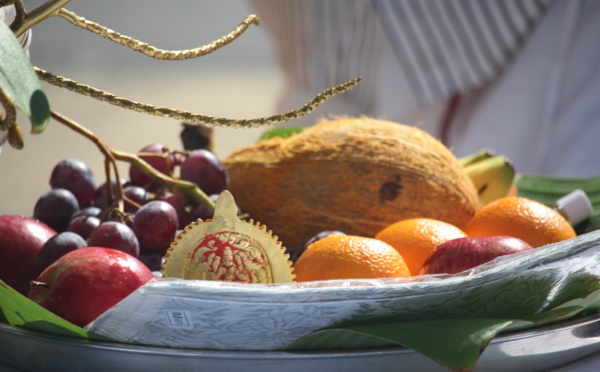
[223,117,480,253]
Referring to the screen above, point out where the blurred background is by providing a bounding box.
[1,1,288,215]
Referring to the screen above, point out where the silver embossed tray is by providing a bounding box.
[1,314,600,372]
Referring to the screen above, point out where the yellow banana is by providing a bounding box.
[458,148,496,168]
[462,154,516,207]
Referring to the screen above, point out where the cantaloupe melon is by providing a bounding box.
[223,117,480,253]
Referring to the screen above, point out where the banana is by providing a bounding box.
[457,148,496,168]
[462,153,516,207]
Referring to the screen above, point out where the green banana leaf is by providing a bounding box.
[258,126,304,142]
[0,281,110,341]
[0,20,50,134]
[285,275,600,371]
[289,319,514,371]
[286,288,600,372]
[514,174,600,234]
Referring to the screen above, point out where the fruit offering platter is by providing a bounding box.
[2,229,600,372]
[2,3,600,372]
[3,169,600,372]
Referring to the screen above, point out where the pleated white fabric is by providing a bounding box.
[253,0,553,106]
[252,0,386,118]
[372,0,554,104]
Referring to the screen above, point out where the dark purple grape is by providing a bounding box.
[129,143,175,187]
[133,200,178,253]
[73,206,102,219]
[50,159,96,208]
[33,188,79,233]
[38,232,87,271]
[138,249,165,271]
[180,149,229,195]
[93,178,129,209]
[163,193,193,229]
[67,215,100,240]
[191,204,207,221]
[87,221,140,257]
[191,194,219,221]
[289,230,346,263]
[123,185,152,212]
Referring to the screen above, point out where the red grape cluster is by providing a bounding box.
[33,144,231,273]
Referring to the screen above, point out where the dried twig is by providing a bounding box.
[37,68,361,128]
[56,8,260,60]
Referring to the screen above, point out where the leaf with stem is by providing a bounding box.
[0,16,49,138]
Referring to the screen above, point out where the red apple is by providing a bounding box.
[28,247,154,327]
[0,215,56,295]
[420,236,533,275]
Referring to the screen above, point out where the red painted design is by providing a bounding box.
[187,231,272,282]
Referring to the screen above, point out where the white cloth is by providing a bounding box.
[250,0,600,178]
[372,0,553,104]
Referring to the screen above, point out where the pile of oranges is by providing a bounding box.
[293,196,577,282]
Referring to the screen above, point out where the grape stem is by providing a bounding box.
[49,110,216,216]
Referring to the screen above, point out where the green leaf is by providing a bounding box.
[286,293,600,371]
[0,20,50,134]
[514,174,600,234]
[258,126,304,142]
[288,318,515,371]
[551,287,600,318]
[543,274,600,311]
[0,304,8,324]
[501,306,584,333]
[0,281,111,341]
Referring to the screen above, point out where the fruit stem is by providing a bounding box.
[49,110,215,215]
[111,149,215,212]
[136,151,176,177]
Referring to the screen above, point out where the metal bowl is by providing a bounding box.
[2,314,600,372]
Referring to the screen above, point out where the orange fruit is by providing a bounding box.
[464,196,576,248]
[293,235,410,282]
[374,218,467,275]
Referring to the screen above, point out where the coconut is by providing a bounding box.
[222,117,480,253]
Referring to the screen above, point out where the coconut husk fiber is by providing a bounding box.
[223,117,480,253]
